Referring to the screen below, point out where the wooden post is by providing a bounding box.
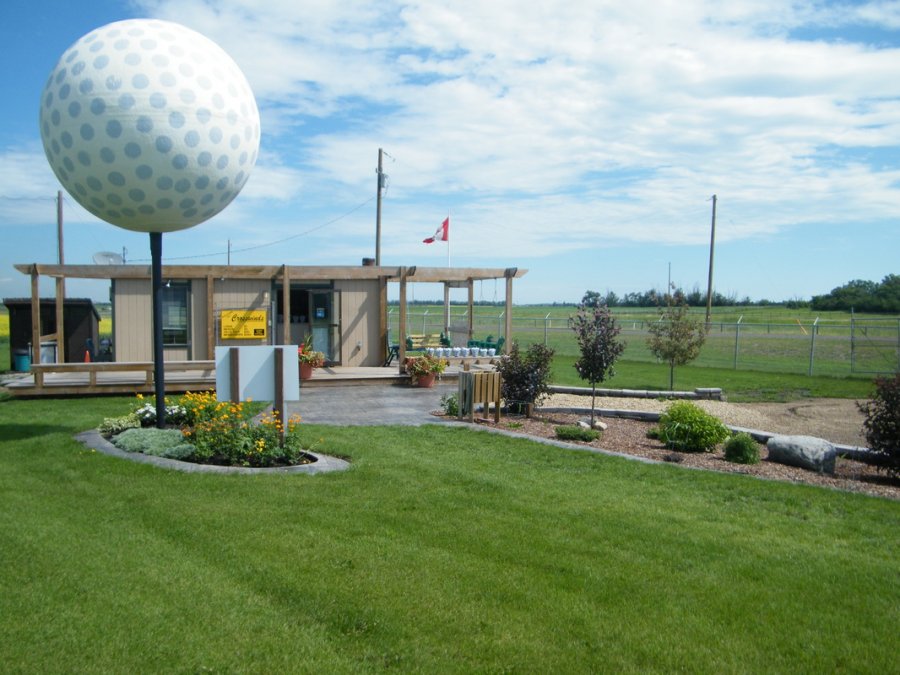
[229,348,240,402]
[281,265,291,346]
[504,269,515,353]
[398,268,407,373]
[379,275,388,364]
[55,278,65,363]
[206,275,215,360]
[467,278,474,342]
[274,347,285,446]
[443,282,450,339]
[30,267,41,368]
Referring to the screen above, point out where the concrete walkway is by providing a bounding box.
[286,381,458,426]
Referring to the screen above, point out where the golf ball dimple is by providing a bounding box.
[39,19,260,233]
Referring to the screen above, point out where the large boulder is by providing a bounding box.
[766,435,836,474]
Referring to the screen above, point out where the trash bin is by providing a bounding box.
[13,348,31,372]
[40,341,57,364]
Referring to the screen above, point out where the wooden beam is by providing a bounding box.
[30,268,41,371]
[15,263,529,284]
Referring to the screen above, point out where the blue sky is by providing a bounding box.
[1,0,899,304]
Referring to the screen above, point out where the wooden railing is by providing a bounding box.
[22,361,216,395]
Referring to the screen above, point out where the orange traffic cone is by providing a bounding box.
[84,350,91,363]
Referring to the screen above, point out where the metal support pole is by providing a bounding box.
[705,194,717,326]
[150,232,166,428]
[808,318,819,376]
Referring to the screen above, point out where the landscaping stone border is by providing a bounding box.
[539,407,872,461]
[75,430,350,475]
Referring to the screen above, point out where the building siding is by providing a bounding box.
[335,279,380,366]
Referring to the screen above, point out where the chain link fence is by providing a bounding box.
[390,309,900,377]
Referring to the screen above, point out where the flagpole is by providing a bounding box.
[447,210,451,268]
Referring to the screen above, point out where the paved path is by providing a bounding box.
[285,382,458,426]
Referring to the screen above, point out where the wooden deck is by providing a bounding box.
[1,359,498,397]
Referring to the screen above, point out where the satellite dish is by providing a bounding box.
[93,251,124,265]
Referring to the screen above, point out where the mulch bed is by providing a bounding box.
[438,411,900,501]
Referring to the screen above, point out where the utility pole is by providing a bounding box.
[375,148,384,266]
[705,194,717,326]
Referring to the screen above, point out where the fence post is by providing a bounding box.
[544,313,550,344]
[733,317,742,370]
[808,317,819,376]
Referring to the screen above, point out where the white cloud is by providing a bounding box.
[37,0,900,264]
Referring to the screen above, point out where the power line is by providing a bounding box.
[130,196,376,262]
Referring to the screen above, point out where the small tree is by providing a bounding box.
[646,287,706,390]
[572,301,625,425]
[495,341,555,415]
[859,373,900,478]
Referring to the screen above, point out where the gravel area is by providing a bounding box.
[544,394,868,446]
[443,395,898,501]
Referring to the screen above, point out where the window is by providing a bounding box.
[162,282,190,346]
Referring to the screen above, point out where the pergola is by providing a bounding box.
[14,262,528,371]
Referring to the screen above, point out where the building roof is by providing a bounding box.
[15,264,527,284]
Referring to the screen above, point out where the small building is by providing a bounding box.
[14,262,527,370]
[2,297,100,368]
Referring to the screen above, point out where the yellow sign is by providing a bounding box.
[221,310,268,339]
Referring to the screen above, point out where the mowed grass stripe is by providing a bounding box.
[0,396,897,672]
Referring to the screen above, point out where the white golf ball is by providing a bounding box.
[39,19,260,233]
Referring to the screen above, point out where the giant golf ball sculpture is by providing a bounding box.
[39,18,260,231]
[39,19,260,425]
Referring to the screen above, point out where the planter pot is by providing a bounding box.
[415,372,436,388]
[300,363,315,380]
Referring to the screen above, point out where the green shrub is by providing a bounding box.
[98,412,141,436]
[555,425,600,442]
[113,427,196,459]
[656,401,729,453]
[724,432,761,464]
[440,393,459,417]
[859,373,900,478]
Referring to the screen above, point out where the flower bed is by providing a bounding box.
[100,392,315,468]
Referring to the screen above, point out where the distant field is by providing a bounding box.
[390,303,900,378]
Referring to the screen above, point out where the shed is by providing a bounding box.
[3,297,101,368]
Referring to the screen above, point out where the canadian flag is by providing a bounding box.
[423,217,449,244]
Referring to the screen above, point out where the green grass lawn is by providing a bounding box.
[550,356,877,401]
[1,396,897,672]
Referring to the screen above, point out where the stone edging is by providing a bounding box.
[548,385,723,400]
[75,430,351,475]
[538,407,872,460]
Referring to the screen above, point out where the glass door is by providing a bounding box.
[309,290,341,364]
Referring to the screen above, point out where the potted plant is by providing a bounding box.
[298,337,326,380]
[404,353,448,388]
